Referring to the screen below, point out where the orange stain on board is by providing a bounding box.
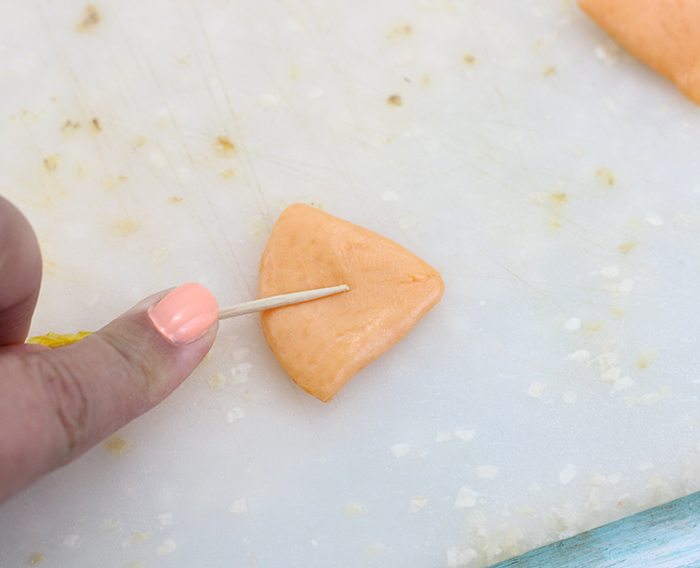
[259,204,444,402]
[104,436,131,455]
[111,218,141,236]
[215,136,236,154]
[77,4,100,32]
[386,94,403,107]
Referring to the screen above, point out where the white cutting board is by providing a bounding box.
[1,1,699,566]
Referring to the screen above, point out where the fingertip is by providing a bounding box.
[147,283,219,345]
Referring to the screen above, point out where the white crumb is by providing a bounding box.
[645,213,664,226]
[228,498,248,514]
[453,430,476,441]
[226,407,246,424]
[559,464,577,484]
[446,546,477,567]
[156,538,177,556]
[562,391,578,404]
[527,382,547,399]
[454,486,479,508]
[567,350,590,363]
[390,443,411,458]
[410,496,429,512]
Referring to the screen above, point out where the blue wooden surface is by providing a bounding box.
[492,492,700,568]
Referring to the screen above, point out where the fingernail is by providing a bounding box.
[148,283,219,344]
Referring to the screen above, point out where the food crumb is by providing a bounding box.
[28,553,44,565]
[596,167,616,187]
[618,241,637,254]
[156,538,176,556]
[463,53,477,65]
[208,372,227,389]
[43,154,61,173]
[549,191,567,204]
[132,135,148,148]
[562,391,578,404]
[167,195,183,204]
[130,532,150,543]
[225,407,246,424]
[617,279,635,294]
[228,498,248,514]
[104,435,130,455]
[386,94,403,107]
[387,23,413,40]
[453,486,479,508]
[558,464,576,484]
[110,218,141,236]
[608,305,625,318]
[527,382,546,399]
[563,317,581,332]
[91,117,101,132]
[636,353,655,369]
[220,168,236,180]
[543,66,557,76]
[410,496,429,512]
[567,349,590,363]
[215,135,236,154]
[446,546,477,567]
[611,375,635,393]
[344,502,365,518]
[645,213,664,227]
[584,320,604,334]
[390,443,411,458]
[61,119,81,132]
[62,534,79,548]
[77,4,100,32]
[453,429,476,441]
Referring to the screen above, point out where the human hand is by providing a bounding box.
[0,196,219,503]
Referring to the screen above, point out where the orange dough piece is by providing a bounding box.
[579,0,700,104]
[259,204,444,402]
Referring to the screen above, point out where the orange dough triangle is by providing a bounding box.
[579,0,700,104]
[259,204,444,402]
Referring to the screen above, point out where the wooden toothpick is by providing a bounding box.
[218,284,350,320]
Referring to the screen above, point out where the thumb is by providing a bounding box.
[0,283,218,502]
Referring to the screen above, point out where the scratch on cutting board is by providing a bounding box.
[133,4,255,297]
[497,261,564,311]
[287,2,388,228]
[192,3,271,225]
[111,11,241,277]
[36,4,113,183]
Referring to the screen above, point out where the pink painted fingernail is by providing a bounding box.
[148,283,219,344]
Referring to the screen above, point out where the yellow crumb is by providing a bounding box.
[618,241,637,254]
[27,331,92,348]
[104,436,131,455]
